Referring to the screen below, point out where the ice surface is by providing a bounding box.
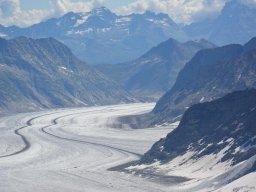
[0,103,172,192]
[0,103,255,192]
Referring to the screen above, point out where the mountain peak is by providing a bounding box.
[244,37,256,52]
[143,10,157,16]
[165,38,179,45]
[63,11,78,18]
[185,39,216,48]
[142,10,170,19]
[90,6,115,16]
[138,10,177,27]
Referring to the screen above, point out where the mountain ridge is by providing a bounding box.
[151,37,256,125]
[125,89,256,191]
[143,89,256,164]
[96,38,216,100]
[184,0,256,45]
[0,36,135,115]
[0,7,187,65]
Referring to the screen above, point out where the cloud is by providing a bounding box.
[49,0,104,17]
[115,0,228,24]
[1,0,256,27]
[0,0,49,26]
[0,0,104,27]
[0,0,19,18]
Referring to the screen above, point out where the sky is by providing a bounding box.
[0,0,255,27]
[20,0,138,10]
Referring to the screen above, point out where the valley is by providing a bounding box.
[1,102,255,192]
[0,0,256,191]
[0,103,174,192]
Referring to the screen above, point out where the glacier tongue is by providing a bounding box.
[0,103,255,192]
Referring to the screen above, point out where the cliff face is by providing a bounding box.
[152,37,256,124]
[142,89,256,165]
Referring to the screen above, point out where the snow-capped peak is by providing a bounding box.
[90,6,116,18]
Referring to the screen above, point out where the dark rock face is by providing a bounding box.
[142,89,256,165]
[152,37,256,124]
[0,37,135,115]
[0,7,186,65]
[96,38,215,100]
[184,0,256,45]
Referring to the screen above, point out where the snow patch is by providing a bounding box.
[116,17,131,23]
[147,19,169,26]
[237,74,242,80]
[97,28,111,33]
[74,14,90,27]
[0,33,7,37]
[58,66,73,73]
[67,28,93,36]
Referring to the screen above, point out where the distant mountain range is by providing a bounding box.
[184,0,256,45]
[0,7,186,65]
[97,38,215,100]
[0,1,255,65]
[0,37,135,115]
[151,37,256,124]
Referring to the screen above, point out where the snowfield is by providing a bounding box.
[0,103,255,192]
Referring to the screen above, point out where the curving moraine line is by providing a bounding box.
[1,110,142,159]
[40,113,142,158]
[0,112,60,158]
[0,110,96,158]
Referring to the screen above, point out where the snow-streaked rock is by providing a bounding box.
[130,90,256,191]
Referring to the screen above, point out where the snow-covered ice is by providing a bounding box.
[0,103,255,192]
[0,103,172,192]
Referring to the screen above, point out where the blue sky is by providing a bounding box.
[20,0,138,10]
[20,0,49,10]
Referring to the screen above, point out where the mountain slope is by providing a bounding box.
[0,7,187,65]
[96,38,215,99]
[184,0,256,45]
[0,37,134,115]
[151,37,256,124]
[128,89,256,191]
